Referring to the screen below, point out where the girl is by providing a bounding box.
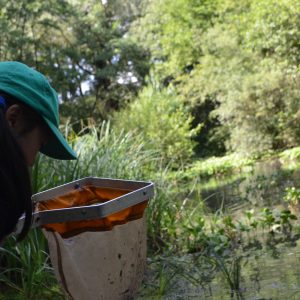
[0,61,76,242]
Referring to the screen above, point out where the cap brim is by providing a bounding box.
[40,118,77,160]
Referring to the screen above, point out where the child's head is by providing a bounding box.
[0,61,77,162]
[1,94,50,165]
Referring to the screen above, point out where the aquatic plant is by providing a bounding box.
[284,186,300,206]
[208,254,245,300]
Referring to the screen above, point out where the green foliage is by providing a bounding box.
[131,0,219,78]
[133,0,300,155]
[0,0,149,119]
[284,187,300,206]
[190,98,228,157]
[187,0,300,154]
[141,197,300,298]
[113,82,199,165]
[280,147,300,161]
[3,0,300,297]
[2,0,300,155]
[63,0,150,109]
[186,153,256,179]
[209,255,243,299]
[32,121,155,192]
[235,0,300,64]
[0,230,63,299]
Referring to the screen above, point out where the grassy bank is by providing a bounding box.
[171,146,300,181]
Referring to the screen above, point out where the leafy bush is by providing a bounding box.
[185,153,255,179]
[113,83,199,166]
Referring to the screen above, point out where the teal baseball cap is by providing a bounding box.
[0,61,77,160]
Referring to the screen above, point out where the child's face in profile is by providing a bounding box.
[5,104,49,166]
[17,126,48,166]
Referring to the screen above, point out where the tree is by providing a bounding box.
[0,0,150,123]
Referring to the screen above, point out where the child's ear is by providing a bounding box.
[5,104,23,129]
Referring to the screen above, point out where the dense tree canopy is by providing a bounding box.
[130,0,300,155]
[0,0,149,121]
[1,0,300,157]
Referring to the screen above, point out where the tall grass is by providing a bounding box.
[0,230,63,299]
[0,121,159,298]
[33,121,157,192]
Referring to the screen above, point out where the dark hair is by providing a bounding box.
[0,93,43,241]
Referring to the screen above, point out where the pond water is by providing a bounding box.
[140,158,300,299]
[152,243,300,299]
[200,159,298,213]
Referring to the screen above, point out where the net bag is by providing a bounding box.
[43,217,146,300]
[35,179,152,300]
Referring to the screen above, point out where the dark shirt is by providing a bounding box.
[0,191,20,241]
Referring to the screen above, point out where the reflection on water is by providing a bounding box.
[212,245,300,299]
[201,159,299,213]
[161,242,300,299]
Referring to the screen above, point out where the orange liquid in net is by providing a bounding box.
[37,185,148,238]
